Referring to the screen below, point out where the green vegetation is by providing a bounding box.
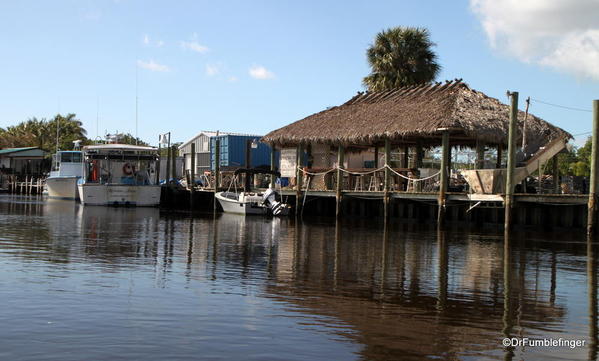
[0,113,149,153]
[363,26,440,91]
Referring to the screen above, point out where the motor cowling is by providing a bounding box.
[262,188,285,216]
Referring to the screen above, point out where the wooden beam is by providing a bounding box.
[270,144,276,189]
[336,145,344,218]
[384,139,391,219]
[190,142,195,209]
[505,91,519,231]
[588,100,599,235]
[437,130,449,225]
[476,140,485,169]
[295,144,303,216]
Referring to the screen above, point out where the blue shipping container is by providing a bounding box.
[210,135,278,170]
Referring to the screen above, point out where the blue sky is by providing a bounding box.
[0,0,598,146]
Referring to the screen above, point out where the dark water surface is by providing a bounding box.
[0,194,597,360]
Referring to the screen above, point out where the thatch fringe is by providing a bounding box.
[262,80,571,153]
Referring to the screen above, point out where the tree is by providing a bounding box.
[363,26,440,91]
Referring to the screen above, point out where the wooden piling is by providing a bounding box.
[295,144,303,216]
[270,144,276,189]
[213,137,220,212]
[171,145,176,182]
[587,100,599,235]
[336,145,344,218]
[384,139,391,219]
[437,130,449,225]
[166,145,171,184]
[505,91,519,231]
[190,142,195,209]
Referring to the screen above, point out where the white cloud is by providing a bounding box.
[205,64,220,76]
[143,34,165,47]
[180,33,209,53]
[470,0,599,80]
[249,65,275,80]
[137,59,170,72]
[227,76,238,83]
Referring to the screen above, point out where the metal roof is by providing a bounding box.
[0,147,40,155]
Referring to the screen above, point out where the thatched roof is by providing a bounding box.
[262,80,571,150]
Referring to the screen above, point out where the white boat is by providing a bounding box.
[215,168,290,216]
[46,151,84,200]
[77,144,161,206]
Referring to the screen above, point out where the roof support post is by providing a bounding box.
[336,145,344,218]
[415,141,423,192]
[269,144,276,189]
[476,140,485,169]
[374,145,379,168]
[505,91,519,232]
[384,139,391,219]
[295,144,303,217]
[588,100,599,235]
[438,130,449,226]
[496,145,503,169]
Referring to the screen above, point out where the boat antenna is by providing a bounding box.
[96,96,100,142]
[135,63,139,145]
[55,99,60,153]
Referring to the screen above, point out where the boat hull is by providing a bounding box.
[215,192,269,215]
[46,176,80,200]
[78,184,161,206]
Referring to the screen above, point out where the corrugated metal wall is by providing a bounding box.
[210,135,276,170]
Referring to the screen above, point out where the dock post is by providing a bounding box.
[588,100,599,235]
[171,145,176,183]
[336,145,344,218]
[270,144,276,189]
[213,138,220,212]
[384,139,391,219]
[166,145,171,185]
[295,144,303,216]
[190,143,195,210]
[437,130,449,225]
[505,91,519,231]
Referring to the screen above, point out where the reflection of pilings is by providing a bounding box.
[588,236,598,361]
[550,249,557,306]
[211,213,218,280]
[436,226,448,312]
[334,220,340,290]
[186,217,194,280]
[380,219,388,296]
[503,230,514,361]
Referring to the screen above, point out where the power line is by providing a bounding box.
[573,131,592,137]
[530,98,592,113]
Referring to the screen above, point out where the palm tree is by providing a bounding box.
[363,27,440,91]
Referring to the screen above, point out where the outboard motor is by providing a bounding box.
[262,188,286,216]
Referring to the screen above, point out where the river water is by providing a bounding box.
[0,194,596,360]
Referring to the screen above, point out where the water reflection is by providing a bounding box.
[0,195,595,360]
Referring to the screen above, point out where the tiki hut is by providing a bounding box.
[263,79,570,152]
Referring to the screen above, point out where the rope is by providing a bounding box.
[385,165,441,182]
[338,166,386,175]
[297,167,336,176]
